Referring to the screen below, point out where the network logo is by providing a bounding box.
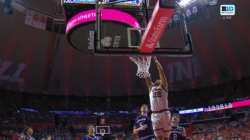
[220,5,235,16]
[101,37,112,47]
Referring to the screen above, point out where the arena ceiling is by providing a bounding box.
[0,0,249,96]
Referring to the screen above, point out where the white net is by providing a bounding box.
[101,132,104,136]
[129,56,152,78]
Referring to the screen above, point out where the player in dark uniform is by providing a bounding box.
[169,114,186,140]
[19,127,35,140]
[82,124,100,140]
[133,104,156,140]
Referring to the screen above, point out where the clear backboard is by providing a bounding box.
[96,126,110,135]
[93,0,193,56]
[65,0,194,56]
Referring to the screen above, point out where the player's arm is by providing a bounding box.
[182,127,186,136]
[133,125,148,135]
[133,119,140,134]
[19,136,24,140]
[153,56,168,90]
[146,109,152,119]
[146,77,153,93]
[133,119,148,135]
[133,126,140,134]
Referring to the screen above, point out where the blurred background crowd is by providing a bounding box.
[0,78,249,140]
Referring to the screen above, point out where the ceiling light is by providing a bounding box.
[177,0,197,7]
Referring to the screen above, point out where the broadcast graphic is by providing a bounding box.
[220,4,235,19]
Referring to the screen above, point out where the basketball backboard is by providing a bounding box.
[96,126,110,135]
[65,0,193,56]
[94,0,193,56]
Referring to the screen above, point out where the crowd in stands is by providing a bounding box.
[33,128,70,140]
[0,78,249,113]
[1,107,249,140]
[0,78,249,139]
[0,78,249,112]
[0,130,19,140]
[190,116,250,139]
[180,106,250,124]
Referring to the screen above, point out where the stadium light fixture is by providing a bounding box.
[176,0,197,7]
[208,0,217,5]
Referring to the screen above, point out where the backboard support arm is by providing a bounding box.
[95,3,101,50]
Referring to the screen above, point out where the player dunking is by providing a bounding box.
[169,114,186,140]
[146,56,171,140]
[133,104,155,140]
[19,127,35,140]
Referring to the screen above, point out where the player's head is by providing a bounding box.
[87,124,95,135]
[171,113,180,124]
[22,126,33,136]
[154,80,162,86]
[47,135,51,140]
[140,104,148,113]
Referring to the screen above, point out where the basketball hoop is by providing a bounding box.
[129,55,152,78]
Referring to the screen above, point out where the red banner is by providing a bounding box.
[140,0,175,53]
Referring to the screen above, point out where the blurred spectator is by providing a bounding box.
[0,77,249,140]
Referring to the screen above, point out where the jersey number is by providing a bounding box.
[139,122,142,127]
[173,134,177,140]
[153,92,161,98]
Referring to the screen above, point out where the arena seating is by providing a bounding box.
[33,128,70,140]
[0,78,249,140]
[0,107,249,140]
[0,78,249,112]
[190,116,250,139]
[0,111,249,139]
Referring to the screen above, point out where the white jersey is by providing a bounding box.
[149,85,168,111]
